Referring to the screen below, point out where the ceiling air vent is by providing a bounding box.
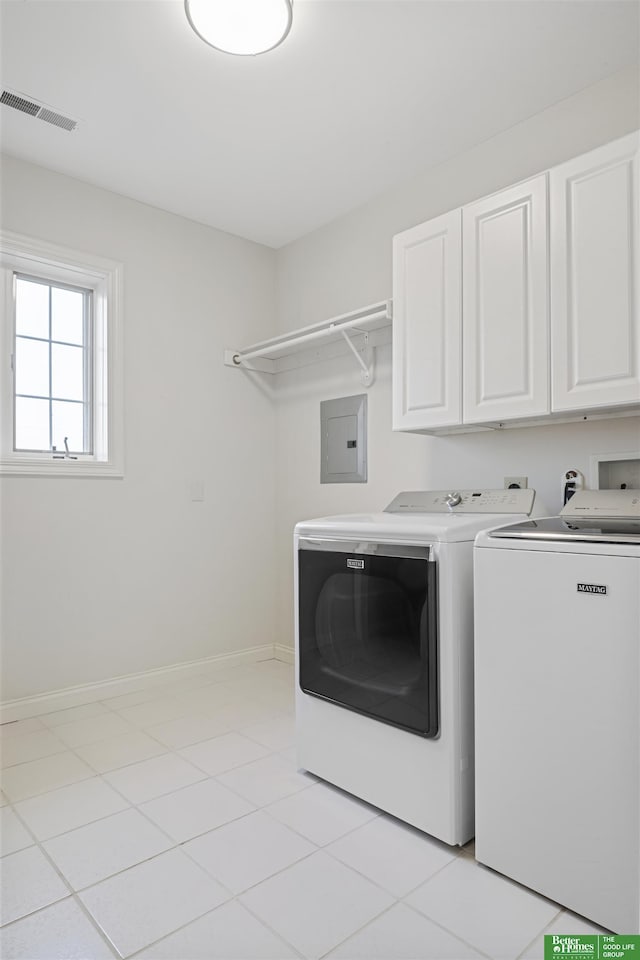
[1,89,78,132]
[0,90,40,116]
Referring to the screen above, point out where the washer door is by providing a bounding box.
[297,539,438,737]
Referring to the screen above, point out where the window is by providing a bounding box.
[1,231,123,477]
[14,276,93,455]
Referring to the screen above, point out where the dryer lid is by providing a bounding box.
[295,489,542,543]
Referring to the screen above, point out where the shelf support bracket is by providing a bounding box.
[337,328,374,386]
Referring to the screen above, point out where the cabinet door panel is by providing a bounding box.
[551,133,640,411]
[392,211,462,430]
[463,175,549,423]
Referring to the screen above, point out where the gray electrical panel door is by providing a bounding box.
[320,394,367,483]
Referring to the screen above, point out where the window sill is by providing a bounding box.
[0,457,124,478]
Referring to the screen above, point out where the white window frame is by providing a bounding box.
[1,231,123,477]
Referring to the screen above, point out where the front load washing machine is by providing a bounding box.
[474,489,640,933]
[294,488,545,846]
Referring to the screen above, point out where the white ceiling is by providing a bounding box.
[0,1,638,248]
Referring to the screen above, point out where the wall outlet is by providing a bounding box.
[504,476,528,489]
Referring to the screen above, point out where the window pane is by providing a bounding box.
[52,400,85,453]
[52,287,84,345]
[16,278,49,339]
[15,337,50,397]
[52,344,84,401]
[15,397,50,451]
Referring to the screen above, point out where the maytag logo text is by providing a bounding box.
[577,583,607,595]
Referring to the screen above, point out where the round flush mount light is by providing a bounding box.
[185,0,293,56]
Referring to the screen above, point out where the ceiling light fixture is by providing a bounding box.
[184,0,293,56]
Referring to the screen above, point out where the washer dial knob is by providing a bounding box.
[445,491,462,508]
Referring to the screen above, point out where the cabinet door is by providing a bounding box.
[462,175,549,424]
[392,211,462,431]
[551,132,640,412]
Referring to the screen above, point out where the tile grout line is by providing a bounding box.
[0,749,99,804]
[1,696,122,736]
[324,843,464,902]
[100,768,210,810]
[122,890,307,960]
[514,907,574,960]
[232,895,308,960]
[315,899,402,960]
[0,733,70,772]
[60,705,293,781]
[1,801,121,958]
[7,772,134,842]
[399,898,496,959]
[314,894,495,960]
[178,826,320,897]
[402,860,565,960]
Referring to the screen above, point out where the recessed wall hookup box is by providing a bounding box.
[590,452,640,490]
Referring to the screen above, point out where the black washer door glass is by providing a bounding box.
[298,548,438,737]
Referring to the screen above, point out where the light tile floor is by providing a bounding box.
[0,659,609,959]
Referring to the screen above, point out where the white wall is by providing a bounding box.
[274,66,640,651]
[1,156,278,701]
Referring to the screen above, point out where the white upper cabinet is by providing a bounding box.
[392,211,462,430]
[462,175,549,423]
[391,132,639,434]
[550,132,640,411]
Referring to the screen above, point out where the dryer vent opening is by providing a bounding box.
[1,89,79,131]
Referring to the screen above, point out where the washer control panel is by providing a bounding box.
[385,489,536,514]
[560,488,640,519]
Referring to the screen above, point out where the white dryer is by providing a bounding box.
[294,488,544,846]
[474,490,640,933]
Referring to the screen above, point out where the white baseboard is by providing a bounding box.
[0,644,274,725]
[274,643,294,664]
